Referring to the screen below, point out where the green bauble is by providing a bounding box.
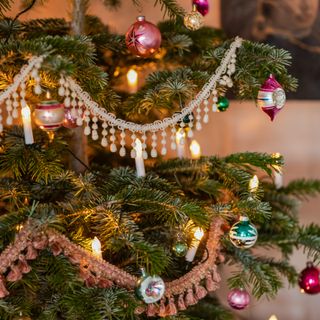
[217,96,229,112]
[229,216,258,249]
[172,241,188,257]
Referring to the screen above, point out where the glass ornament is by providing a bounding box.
[193,0,209,16]
[298,262,320,294]
[184,5,204,31]
[217,96,230,112]
[172,241,188,257]
[227,288,250,310]
[229,216,258,249]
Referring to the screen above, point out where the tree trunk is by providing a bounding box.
[69,0,89,173]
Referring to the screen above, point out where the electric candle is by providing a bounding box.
[249,175,259,193]
[21,105,34,145]
[190,139,201,159]
[91,236,102,259]
[272,152,283,189]
[127,68,138,93]
[176,128,186,159]
[185,227,204,262]
[135,138,146,177]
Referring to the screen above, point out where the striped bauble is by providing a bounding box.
[34,100,65,131]
[229,216,258,249]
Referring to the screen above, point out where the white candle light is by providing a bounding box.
[134,138,146,177]
[127,68,138,93]
[176,128,186,159]
[269,315,278,320]
[21,105,34,145]
[185,227,204,262]
[190,139,201,159]
[249,175,259,193]
[91,236,102,259]
[272,152,283,189]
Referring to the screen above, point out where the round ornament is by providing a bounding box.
[193,0,209,16]
[125,16,162,58]
[34,100,65,131]
[227,288,250,310]
[172,241,188,257]
[184,5,204,31]
[217,96,229,112]
[298,262,320,294]
[63,108,78,129]
[256,74,286,121]
[229,216,258,249]
[135,269,165,304]
[175,112,194,125]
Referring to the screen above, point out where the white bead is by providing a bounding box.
[161,147,167,155]
[76,118,83,126]
[196,122,202,131]
[101,137,108,147]
[120,147,126,157]
[12,109,18,119]
[203,114,209,123]
[110,143,117,152]
[187,129,193,138]
[58,87,65,96]
[212,103,218,112]
[6,116,13,125]
[34,85,42,95]
[171,142,177,150]
[20,99,27,108]
[143,151,148,160]
[84,126,91,135]
[151,149,157,158]
[130,149,136,159]
[31,69,38,78]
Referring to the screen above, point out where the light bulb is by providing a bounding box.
[269,315,278,320]
[176,128,186,145]
[21,105,31,119]
[194,227,204,241]
[189,139,201,159]
[249,175,259,193]
[91,236,102,258]
[127,68,138,93]
[135,138,143,158]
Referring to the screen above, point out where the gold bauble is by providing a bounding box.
[184,5,204,31]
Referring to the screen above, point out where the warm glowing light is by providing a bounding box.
[269,315,278,320]
[16,224,23,231]
[189,140,201,159]
[44,111,53,119]
[249,175,259,192]
[21,105,31,119]
[91,236,102,258]
[194,227,204,241]
[175,128,186,145]
[134,138,146,177]
[46,90,51,99]
[271,152,282,171]
[127,68,138,93]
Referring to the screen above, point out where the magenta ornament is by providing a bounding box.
[299,262,320,295]
[193,0,209,16]
[125,16,162,58]
[227,288,250,310]
[256,74,286,121]
[63,108,78,129]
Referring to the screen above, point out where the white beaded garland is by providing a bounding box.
[0,38,243,160]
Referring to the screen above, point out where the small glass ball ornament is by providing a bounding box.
[172,241,188,257]
[256,74,286,121]
[184,4,204,31]
[217,96,230,112]
[193,0,209,16]
[34,100,65,131]
[135,268,165,304]
[298,262,320,295]
[125,16,162,58]
[175,111,194,125]
[227,288,250,310]
[229,216,258,249]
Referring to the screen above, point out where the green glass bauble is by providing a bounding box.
[217,96,230,112]
[229,216,258,249]
[172,241,188,257]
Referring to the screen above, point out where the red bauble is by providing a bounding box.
[63,108,78,129]
[227,288,250,310]
[299,262,320,295]
[193,0,209,16]
[125,16,162,58]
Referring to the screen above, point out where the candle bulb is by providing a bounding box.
[176,128,186,159]
[127,68,138,93]
[21,105,34,145]
[185,227,204,262]
[269,316,278,320]
[91,236,102,259]
[249,175,259,193]
[272,152,283,189]
[190,139,201,159]
[134,138,146,177]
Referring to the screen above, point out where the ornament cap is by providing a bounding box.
[239,216,249,222]
[306,261,314,268]
[137,16,146,22]
[192,4,198,11]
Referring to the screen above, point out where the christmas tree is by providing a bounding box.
[0,1,319,319]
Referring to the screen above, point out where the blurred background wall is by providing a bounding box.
[7,1,320,319]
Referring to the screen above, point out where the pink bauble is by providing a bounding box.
[125,16,162,58]
[256,74,286,121]
[227,288,250,310]
[193,0,209,16]
[63,108,78,129]
[34,100,65,131]
[299,262,320,295]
